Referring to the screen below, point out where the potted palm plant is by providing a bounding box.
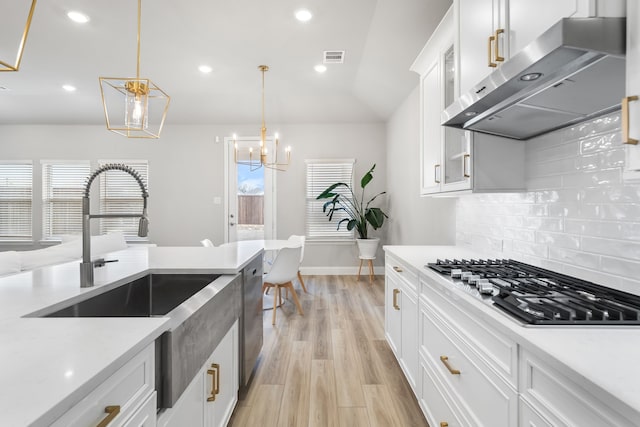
[316,163,388,258]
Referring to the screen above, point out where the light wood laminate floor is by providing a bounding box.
[229,275,428,427]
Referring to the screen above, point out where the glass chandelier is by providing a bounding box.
[234,65,291,171]
[99,0,170,138]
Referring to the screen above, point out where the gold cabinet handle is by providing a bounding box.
[463,153,471,178]
[440,356,460,375]
[207,363,220,402]
[622,95,639,145]
[494,28,505,62]
[392,288,400,310]
[434,164,441,184]
[392,266,403,273]
[440,423,449,427]
[488,35,497,67]
[97,405,121,427]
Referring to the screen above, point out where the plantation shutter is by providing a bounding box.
[99,160,148,238]
[0,162,33,240]
[42,161,90,239]
[305,159,355,240]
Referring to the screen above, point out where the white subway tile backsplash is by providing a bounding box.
[562,168,621,189]
[536,231,580,249]
[456,111,640,288]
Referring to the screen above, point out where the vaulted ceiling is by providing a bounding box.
[0,0,451,125]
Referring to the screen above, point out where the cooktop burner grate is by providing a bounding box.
[427,259,640,325]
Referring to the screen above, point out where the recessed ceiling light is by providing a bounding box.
[62,84,77,92]
[295,9,312,22]
[67,11,90,24]
[198,65,213,74]
[314,64,327,73]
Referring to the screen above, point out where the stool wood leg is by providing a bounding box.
[357,259,364,281]
[272,286,279,325]
[297,271,308,293]
[368,259,374,284]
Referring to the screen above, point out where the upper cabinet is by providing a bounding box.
[625,0,640,173]
[412,6,525,196]
[458,0,626,95]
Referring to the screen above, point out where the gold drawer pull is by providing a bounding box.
[494,28,505,62]
[440,423,449,427]
[393,288,400,310]
[622,95,639,145]
[392,266,403,273]
[488,35,497,67]
[97,405,120,427]
[463,153,471,178]
[440,356,460,375]
[207,363,220,402]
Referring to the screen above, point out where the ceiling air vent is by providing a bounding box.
[323,50,345,64]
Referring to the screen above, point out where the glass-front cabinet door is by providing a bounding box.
[442,45,472,192]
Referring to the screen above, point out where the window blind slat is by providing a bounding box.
[42,162,90,239]
[99,161,148,237]
[305,161,354,240]
[0,162,33,240]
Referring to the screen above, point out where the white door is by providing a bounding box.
[224,136,275,242]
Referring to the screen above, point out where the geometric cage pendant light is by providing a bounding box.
[99,0,170,139]
[233,65,291,171]
[0,0,37,72]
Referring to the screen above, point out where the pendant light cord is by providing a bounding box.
[136,0,142,80]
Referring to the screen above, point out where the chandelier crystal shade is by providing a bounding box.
[0,0,37,72]
[99,0,170,139]
[234,65,291,171]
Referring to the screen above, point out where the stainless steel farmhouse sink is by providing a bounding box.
[45,273,220,318]
[40,273,242,408]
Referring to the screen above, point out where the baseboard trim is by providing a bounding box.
[300,266,384,276]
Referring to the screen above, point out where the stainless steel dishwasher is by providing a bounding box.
[241,255,263,387]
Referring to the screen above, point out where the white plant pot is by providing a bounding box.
[356,238,380,259]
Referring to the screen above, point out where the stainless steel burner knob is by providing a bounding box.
[461,272,472,281]
[468,275,481,285]
[451,269,463,278]
[478,281,494,294]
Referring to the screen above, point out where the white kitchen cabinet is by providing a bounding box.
[384,254,419,394]
[51,343,156,427]
[412,6,526,196]
[519,348,638,427]
[625,0,640,173]
[419,283,518,427]
[158,320,239,427]
[458,0,624,96]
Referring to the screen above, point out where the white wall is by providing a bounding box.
[0,122,387,269]
[385,86,456,246]
[456,112,640,294]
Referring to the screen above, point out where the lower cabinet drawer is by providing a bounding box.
[420,304,517,427]
[520,349,638,427]
[123,392,157,427]
[52,344,155,427]
[519,396,554,427]
[420,354,467,427]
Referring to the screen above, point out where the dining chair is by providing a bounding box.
[262,246,304,325]
[287,234,308,293]
[200,238,214,247]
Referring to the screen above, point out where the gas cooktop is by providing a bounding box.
[427,259,640,326]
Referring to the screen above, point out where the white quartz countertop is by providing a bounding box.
[384,245,640,420]
[0,242,263,427]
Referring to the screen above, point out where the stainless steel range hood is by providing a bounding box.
[442,18,626,140]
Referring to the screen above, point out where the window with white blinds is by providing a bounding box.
[0,162,33,240]
[42,161,90,240]
[305,159,355,240]
[99,160,149,238]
